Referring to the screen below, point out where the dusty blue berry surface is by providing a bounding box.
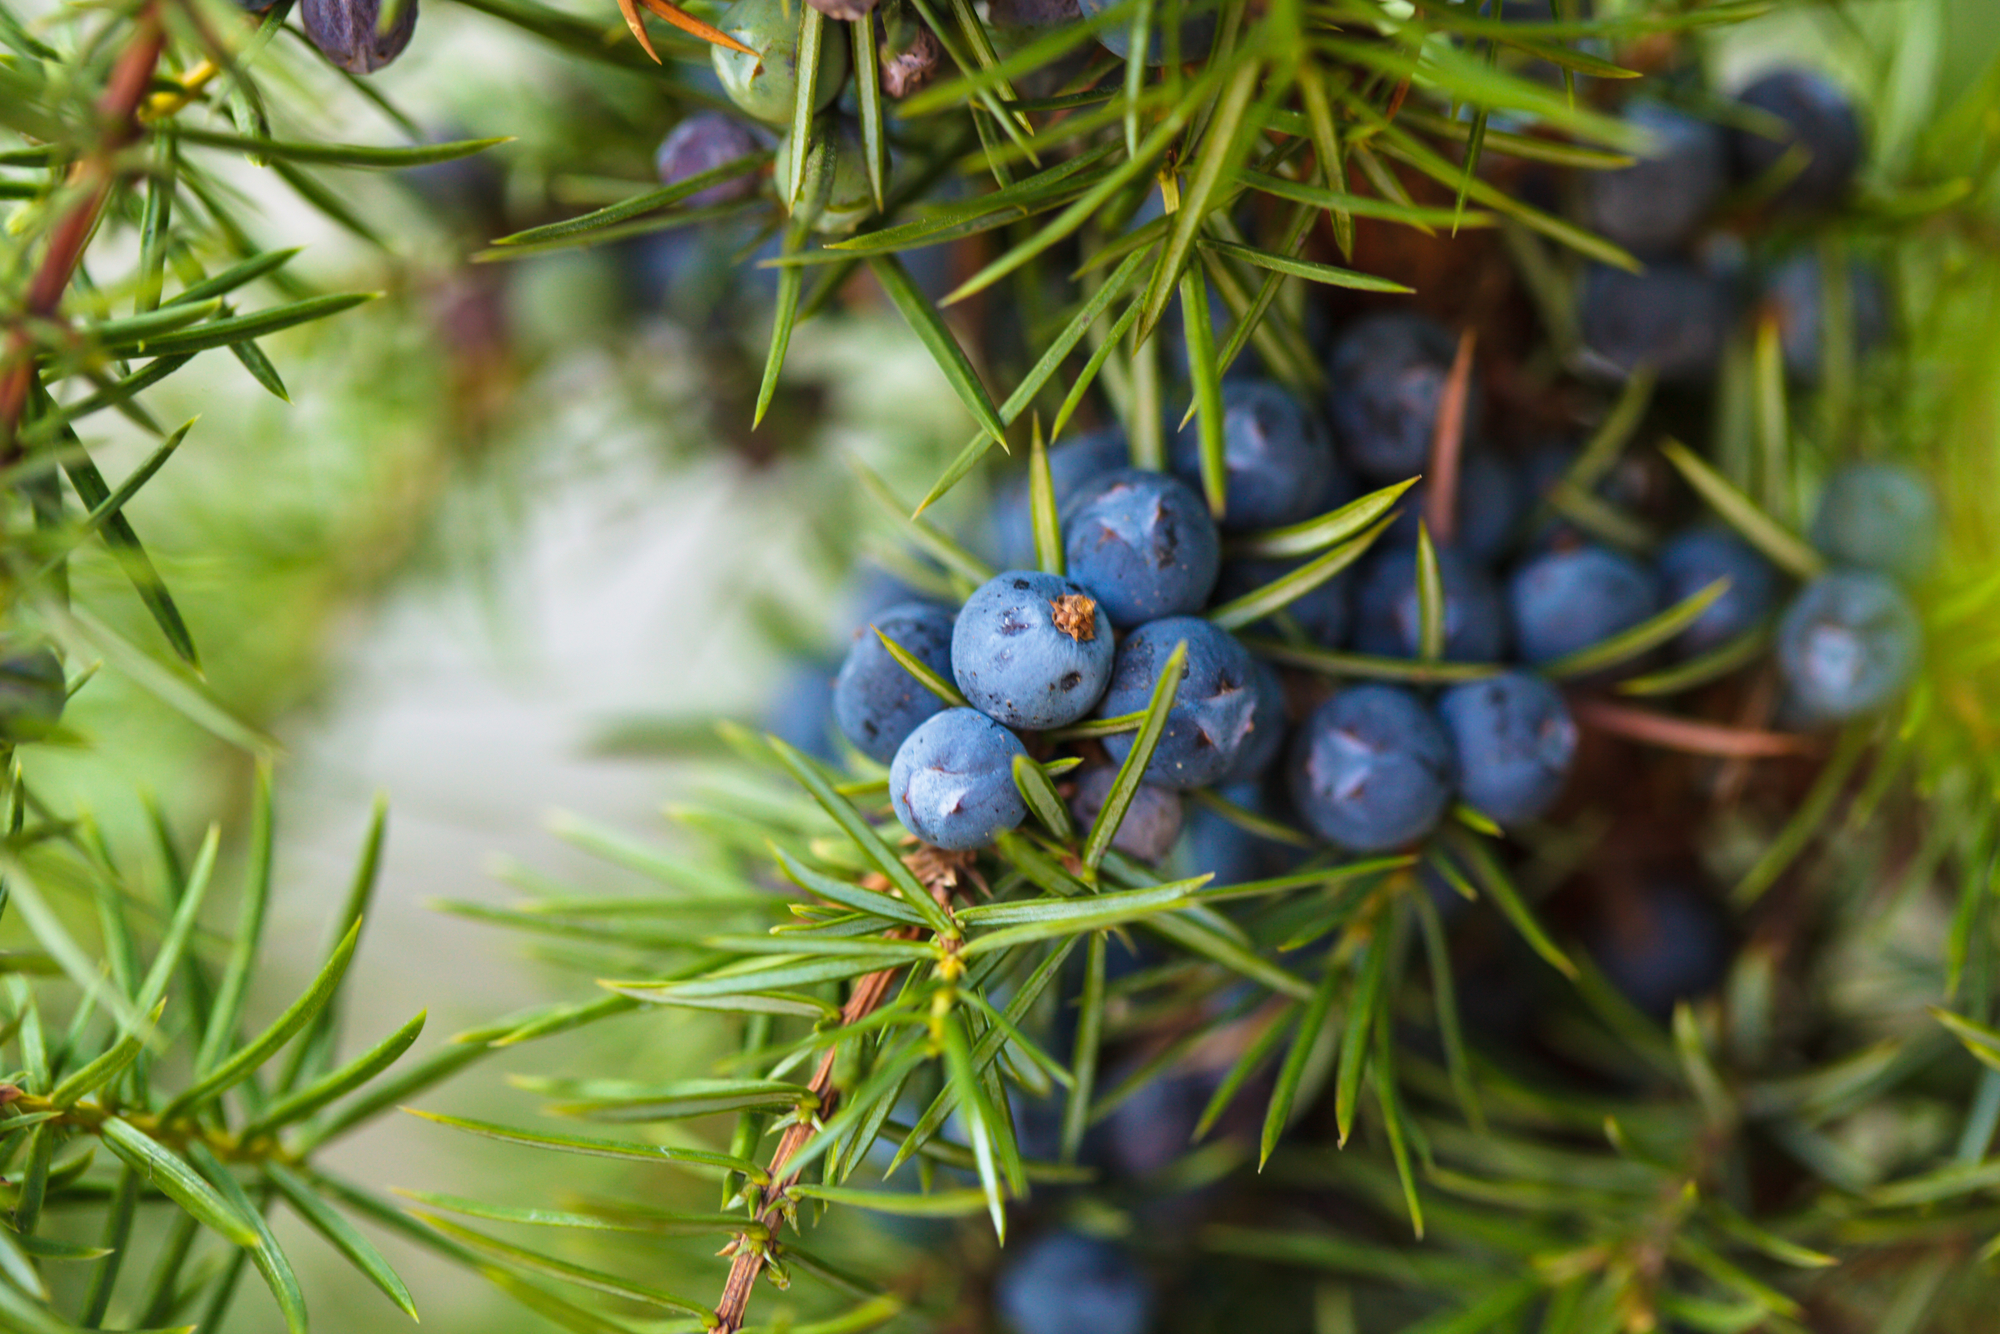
[1657,528,1781,657]
[991,428,1129,569]
[994,1231,1153,1334]
[1220,656,1288,783]
[1289,684,1456,852]
[1065,470,1221,628]
[1212,557,1350,646]
[1766,253,1888,381]
[765,660,839,762]
[1326,312,1475,482]
[832,601,957,763]
[1589,881,1733,1020]
[952,572,1115,729]
[655,114,763,206]
[0,646,65,744]
[1098,617,1255,789]
[1068,767,1184,863]
[1730,67,1863,212]
[1353,545,1509,662]
[1778,570,1921,720]
[1509,544,1662,666]
[1386,447,1523,565]
[889,708,1030,850]
[1578,262,1732,382]
[1438,672,1577,825]
[1167,379,1344,531]
[1178,780,1294,887]
[1587,101,1726,256]
[1809,462,1938,582]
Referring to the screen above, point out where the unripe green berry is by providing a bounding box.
[774,119,876,234]
[712,0,851,125]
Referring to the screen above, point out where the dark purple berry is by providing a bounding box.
[1586,102,1726,256]
[655,114,763,208]
[1730,67,1863,212]
[302,0,417,74]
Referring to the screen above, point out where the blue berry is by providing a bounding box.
[1587,102,1727,256]
[1777,570,1921,720]
[1353,545,1508,662]
[1326,313,1475,482]
[1167,379,1345,532]
[765,660,840,762]
[655,114,764,207]
[889,709,1030,850]
[1076,0,1214,65]
[1437,673,1576,825]
[1509,544,1662,666]
[1178,780,1293,887]
[1730,68,1863,212]
[1219,656,1287,783]
[1809,462,1938,582]
[832,602,957,763]
[991,428,1129,570]
[0,646,65,744]
[1068,767,1184,863]
[1211,558,1350,647]
[1102,1064,1214,1178]
[1656,528,1781,657]
[1065,470,1221,628]
[994,1232,1153,1334]
[1589,881,1732,1020]
[302,0,417,73]
[1098,617,1255,789]
[1764,253,1889,381]
[1386,447,1524,565]
[1289,685,1456,853]
[713,0,852,125]
[1578,262,1732,383]
[952,572,1115,730]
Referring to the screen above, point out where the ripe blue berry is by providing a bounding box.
[1326,313,1475,482]
[656,114,764,207]
[1437,673,1577,825]
[1220,656,1287,783]
[1656,528,1781,657]
[1386,448,1524,566]
[994,1232,1153,1334]
[1587,102,1727,256]
[1764,253,1889,381]
[1778,570,1921,720]
[1076,0,1214,65]
[991,428,1129,570]
[1065,470,1222,628]
[0,646,65,744]
[1509,544,1662,666]
[889,709,1029,850]
[1809,462,1938,582]
[1289,684,1456,853]
[302,0,417,73]
[1578,262,1732,383]
[1098,617,1255,789]
[952,571,1115,730]
[1589,881,1732,1020]
[765,660,839,762]
[1211,558,1350,647]
[1730,68,1863,212]
[832,602,956,763]
[1068,767,1184,863]
[1179,780,1290,886]
[1167,379,1345,532]
[713,0,852,125]
[1353,545,1509,662]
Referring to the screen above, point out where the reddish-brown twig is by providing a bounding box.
[1573,697,1821,760]
[0,6,166,459]
[1422,327,1477,545]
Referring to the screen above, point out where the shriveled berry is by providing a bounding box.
[655,114,764,207]
[1068,767,1184,863]
[1212,558,1350,647]
[1578,262,1732,383]
[1438,673,1576,825]
[952,571,1115,730]
[1764,253,1889,381]
[1730,67,1863,212]
[1353,545,1508,662]
[1065,470,1221,629]
[889,709,1029,850]
[1586,102,1726,256]
[0,645,65,744]
[1326,313,1477,483]
[1166,379,1345,532]
[713,0,852,125]
[833,602,956,763]
[1289,685,1456,853]
[1077,0,1214,65]
[1509,544,1662,666]
[1656,527,1780,657]
[1778,570,1921,720]
[994,1232,1153,1334]
[1098,617,1255,789]
[1809,462,1938,582]
[302,0,417,74]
